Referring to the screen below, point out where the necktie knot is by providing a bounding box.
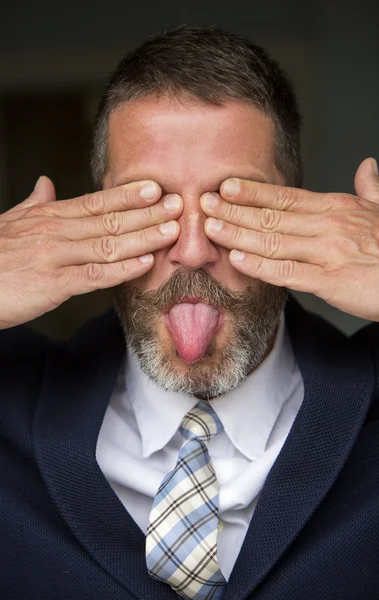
[180,400,223,443]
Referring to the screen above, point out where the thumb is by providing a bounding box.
[354,157,379,203]
[25,175,57,206]
[7,175,57,214]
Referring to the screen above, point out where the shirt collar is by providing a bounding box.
[125,347,197,458]
[124,311,295,460]
[209,312,296,459]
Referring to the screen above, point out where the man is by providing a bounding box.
[0,25,378,600]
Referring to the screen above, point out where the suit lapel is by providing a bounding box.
[33,301,375,599]
[33,309,178,599]
[224,298,375,599]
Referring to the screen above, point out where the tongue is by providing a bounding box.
[166,302,220,363]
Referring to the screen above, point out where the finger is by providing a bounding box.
[354,157,379,204]
[59,254,156,296]
[53,220,180,267]
[7,194,183,241]
[228,250,324,294]
[201,192,320,236]
[220,178,327,214]
[6,176,56,215]
[204,218,322,264]
[17,180,162,220]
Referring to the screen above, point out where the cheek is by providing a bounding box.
[219,264,253,291]
[127,270,154,291]
[131,249,172,291]
[212,247,257,291]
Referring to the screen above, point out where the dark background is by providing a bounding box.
[0,0,378,338]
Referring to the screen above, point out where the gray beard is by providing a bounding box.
[113,267,287,400]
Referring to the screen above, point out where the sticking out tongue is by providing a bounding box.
[166,302,220,363]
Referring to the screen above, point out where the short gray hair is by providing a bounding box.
[91,26,303,190]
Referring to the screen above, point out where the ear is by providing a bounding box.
[354,157,379,203]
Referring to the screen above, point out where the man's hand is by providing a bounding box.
[0,176,182,329]
[201,157,379,321]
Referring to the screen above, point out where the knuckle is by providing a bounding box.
[34,234,59,253]
[327,192,357,210]
[98,235,118,262]
[279,259,297,279]
[247,183,259,204]
[142,204,155,226]
[226,202,240,222]
[120,185,133,205]
[260,208,280,231]
[84,191,105,215]
[232,226,245,245]
[324,235,356,262]
[86,262,104,282]
[137,227,150,245]
[102,211,121,235]
[321,242,350,273]
[320,238,340,266]
[264,232,283,258]
[276,186,295,210]
[325,212,346,232]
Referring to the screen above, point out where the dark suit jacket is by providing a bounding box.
[1,297,379,600]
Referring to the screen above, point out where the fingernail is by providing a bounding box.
[223,179,240,197]
[159,220,178,235]
[140,182,158,200]
[202,192,219,209]
[206,218,224,232]
[34,176,43,191]
[163,194,181,211]
[372,158,379,175]
[230,249,246,262]
[139,253,154,264]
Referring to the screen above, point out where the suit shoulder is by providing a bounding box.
[0,325,59,456]
[350,322,379,422]
[350,321,379,347]
[0,323,56,359]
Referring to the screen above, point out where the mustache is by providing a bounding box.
[125,267,258,314]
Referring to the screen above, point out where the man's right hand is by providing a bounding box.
[0,176,182,329]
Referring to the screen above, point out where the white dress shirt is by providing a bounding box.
[96,313,304,580]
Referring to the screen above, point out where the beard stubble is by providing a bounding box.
[113,267,287,400]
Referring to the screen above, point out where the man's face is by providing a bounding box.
[105,95,287,399]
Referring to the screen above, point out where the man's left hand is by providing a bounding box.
[201,157,379,321]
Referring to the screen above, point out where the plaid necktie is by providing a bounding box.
[146,400,226,599]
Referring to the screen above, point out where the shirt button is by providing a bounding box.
[217,520,224,533]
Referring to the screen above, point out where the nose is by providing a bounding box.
[167,194,219,269]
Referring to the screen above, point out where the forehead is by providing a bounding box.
[106,95,279,190]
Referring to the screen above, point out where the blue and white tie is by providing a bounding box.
[146,401,226,599]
